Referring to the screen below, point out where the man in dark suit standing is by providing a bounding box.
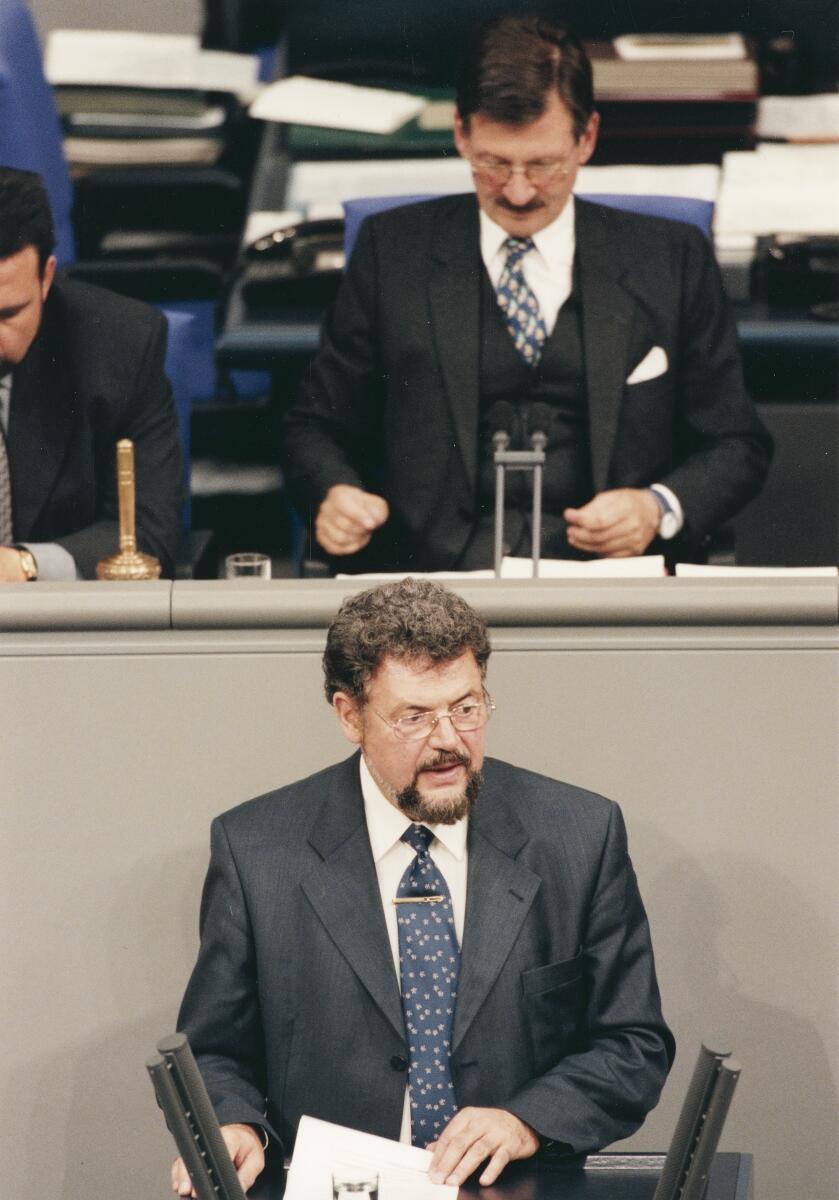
[173,578,674,1195]
[0,167,182,581]
[282,16,771,572]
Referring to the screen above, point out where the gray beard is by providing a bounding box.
[395,765,483,825]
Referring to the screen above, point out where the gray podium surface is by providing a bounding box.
[2,579,836,1200]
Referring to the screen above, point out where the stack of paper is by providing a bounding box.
[576,163,720,201]
[285,1116,456,1200]
[250,76,426,135]
[715,144,839,262]
[593,35,756,98]
[46,30,259,99]
[46,30,260,168]
[757,94,839,143]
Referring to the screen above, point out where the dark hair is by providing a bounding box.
[456,15,594,139]
[0,167,56,275]
[323,578,491,703]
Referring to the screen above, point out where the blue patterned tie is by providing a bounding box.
[495,237,547,367]
[396,824,460,1146]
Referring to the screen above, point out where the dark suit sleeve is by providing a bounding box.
[505,802,675,1151]
[178,817,282,1148]
[281,218,386,515]
[659,226,772,542]
[54,308,183,579]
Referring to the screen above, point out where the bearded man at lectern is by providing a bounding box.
[174,579,674,1195]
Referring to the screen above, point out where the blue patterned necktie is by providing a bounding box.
[495,237,547,367]
[396,823,460,1146]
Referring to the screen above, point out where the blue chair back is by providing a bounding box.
[577,193,714,239]
[344,192,714,259]
[161,308,196,531]
[0,0,76,264]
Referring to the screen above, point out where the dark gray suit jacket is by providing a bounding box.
[282,195,771,570]
[178,754,674,1156]
[8,276,183,578]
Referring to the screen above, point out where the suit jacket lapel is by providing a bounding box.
[575,198,637,494]
[8,296,75,538]
[301,756,405,1044]
[428,197,482,494]
[453,775,541,1054]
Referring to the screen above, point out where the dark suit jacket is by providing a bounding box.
[178,754,674,1156]
[282,195,772,570]
[8,276,183,578]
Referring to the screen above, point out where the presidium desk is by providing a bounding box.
[1,577,836,1200]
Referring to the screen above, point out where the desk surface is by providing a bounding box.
[250,1154,752,1200]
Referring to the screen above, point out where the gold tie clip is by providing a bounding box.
[393,895,445,905]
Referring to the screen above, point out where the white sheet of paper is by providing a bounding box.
[614,33,747,60]
[501,556,667,578]
[675,563,838,578]
[285,1116,457,1200]
[576,163,720,202]
[45,30,259,99]
[287,158,472,209]
[249,76,426,134]
[757,94,839,141]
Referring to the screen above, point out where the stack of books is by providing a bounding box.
[589,35,759,164]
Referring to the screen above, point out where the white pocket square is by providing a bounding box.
[626,345,668,385]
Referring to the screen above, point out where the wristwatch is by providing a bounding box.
[15,547,38,581]
[647,488,679,541]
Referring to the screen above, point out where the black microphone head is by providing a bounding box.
[485,400,517,437]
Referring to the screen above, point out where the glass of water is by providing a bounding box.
[331,1165,379,1200]
[224,552,271,579]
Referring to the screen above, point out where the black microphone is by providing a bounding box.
[486,400,518,451]
[525,401,553,450]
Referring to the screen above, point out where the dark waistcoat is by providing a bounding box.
[458,264,593,567]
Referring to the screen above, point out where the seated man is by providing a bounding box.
[282,16,772,572]
[0,167,183,581]
[173,578,674,1195]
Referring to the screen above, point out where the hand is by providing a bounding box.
[171,1122,265,1197]
[427,1106,539,1188]
[564,488,660,557]
[0,547,26,582]
[315,485,389,556]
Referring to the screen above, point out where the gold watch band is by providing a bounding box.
[16,547,38,581]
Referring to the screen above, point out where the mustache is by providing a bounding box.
[495,197,545,214]
[417,749,471,773]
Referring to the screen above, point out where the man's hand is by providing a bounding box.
[427,1107,539,1188]
[171,1122,265,1197]
[315,485,389,556]
[0,547,26,582]
[564,488,660,557]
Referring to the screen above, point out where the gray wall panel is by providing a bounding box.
[2,621,837,1199]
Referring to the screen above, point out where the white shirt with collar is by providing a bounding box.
[479,199,576,335]
[360,753,469,1143]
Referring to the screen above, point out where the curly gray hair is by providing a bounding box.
[323,578,491,703]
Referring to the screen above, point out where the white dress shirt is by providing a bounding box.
[360,754,469,1143]
[479,200,576,335]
